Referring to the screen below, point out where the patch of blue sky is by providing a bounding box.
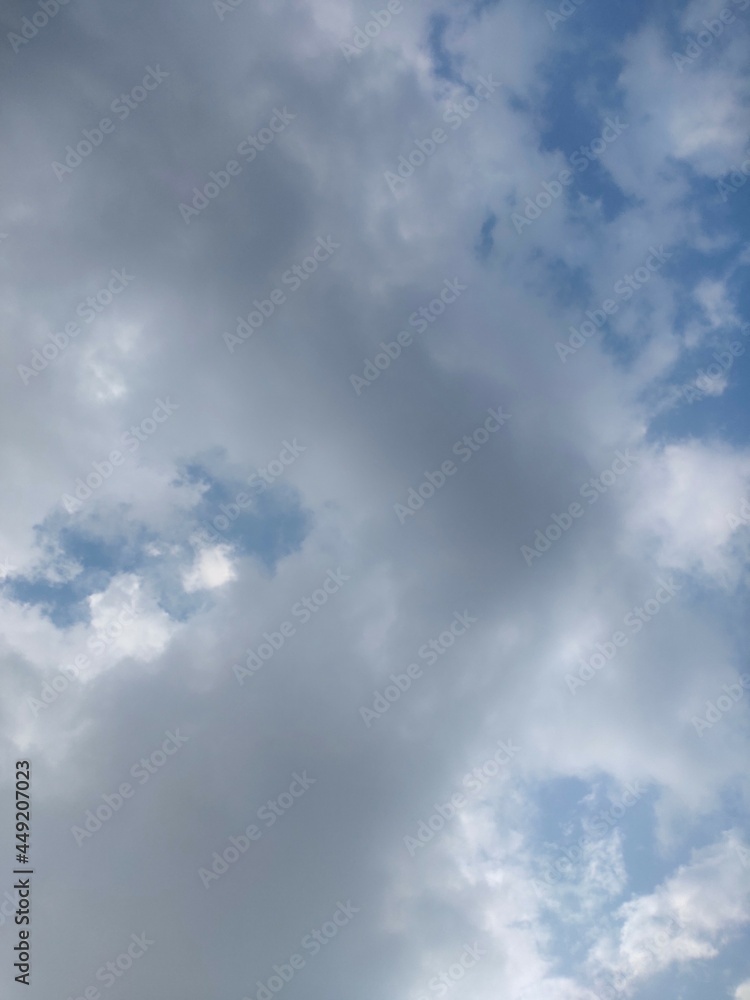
[426,13,466,85]
[1,518,153,627]
[179,459,312,573]
[2,460,312,626]
[475,211,497,260]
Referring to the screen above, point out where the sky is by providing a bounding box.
[0,0,750,998]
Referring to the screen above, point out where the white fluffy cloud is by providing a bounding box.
[587,832,750,989]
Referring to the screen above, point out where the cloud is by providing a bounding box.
[587,832,750,989]
[1,0,750,998]
[182,544,236,592]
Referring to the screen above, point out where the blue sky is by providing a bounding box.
[1,0,749,998]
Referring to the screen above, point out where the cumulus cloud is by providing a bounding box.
[587,832,750,989]
[1,0,749,997]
